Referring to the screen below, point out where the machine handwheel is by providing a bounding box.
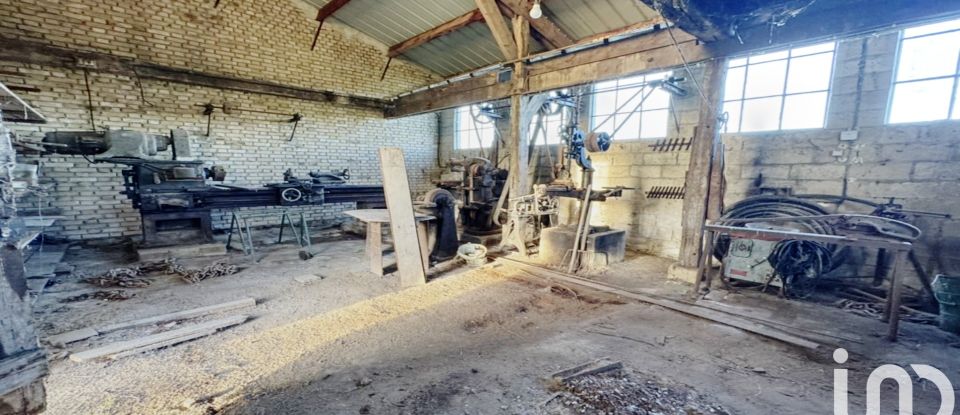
[585,132,612,153]
[281,187,303,203]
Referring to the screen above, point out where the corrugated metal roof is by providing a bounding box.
[547,0,660,39]
[305,0,659,76]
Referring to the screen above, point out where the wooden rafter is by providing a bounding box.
[475,0,518,60]
[388,9,485,58]
[315,0,353,22]
[387,29,706,117]
[497,0,574,49]
[310,0,354,50]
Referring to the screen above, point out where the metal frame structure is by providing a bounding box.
[695,223,913,341]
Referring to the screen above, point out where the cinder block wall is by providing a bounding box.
[436,32,960,276]
[724,33,960,275]
[435,72,704,259]
[0,0,440,239]
[587,69,703,259]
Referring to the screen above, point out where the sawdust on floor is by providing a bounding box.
[31,236,960,415]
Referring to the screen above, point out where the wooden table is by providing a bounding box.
[344,209,435,276]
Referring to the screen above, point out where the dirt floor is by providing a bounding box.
[29,229,960,415]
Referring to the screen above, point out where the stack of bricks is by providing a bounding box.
[0,0,441,240]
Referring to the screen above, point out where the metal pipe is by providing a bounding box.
[568,169,593,273]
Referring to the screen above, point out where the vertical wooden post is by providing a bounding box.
[679,59,726,269]
[0,245,47,413]
[366,222,383,276]
[378,148,427,287]
[507,15,530,200]
[886,249,908,341]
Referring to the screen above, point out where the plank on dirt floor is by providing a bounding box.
[70,315,248,362]
[49,298,256,346]
[497,257,821,350]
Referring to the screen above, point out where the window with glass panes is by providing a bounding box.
[722,42,836,133]
[455,105,497,149]
[529,110,565,145]
[590,72,672,140]
[888,18,960,124]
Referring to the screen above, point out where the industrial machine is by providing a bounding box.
[721,224,790,289]
[714,194,928,298]
[433,157,508,243]
[41,129,385,247]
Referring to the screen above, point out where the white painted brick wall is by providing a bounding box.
[0,0,440,239]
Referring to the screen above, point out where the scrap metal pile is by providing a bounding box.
[167,261,238,284]
[81,258,238,287]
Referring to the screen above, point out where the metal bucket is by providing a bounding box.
[932,275,960,334]
[457,243,488,267]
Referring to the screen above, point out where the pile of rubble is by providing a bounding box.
[550,371,729,415]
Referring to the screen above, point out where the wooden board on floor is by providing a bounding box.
[497,257,821,350]
[137,243,226,261]
[48,298,256,346]
[377,148,426,288]
[25,263,56,278]
[70,315,248,362]
[26,245,67,264]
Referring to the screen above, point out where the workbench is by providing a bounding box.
[695,223,913,341]
[344,209,435,276]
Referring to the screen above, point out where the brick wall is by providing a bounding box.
[435,32,960,276]
[0,0,441,239]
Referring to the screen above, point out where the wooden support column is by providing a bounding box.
[0,245,47,413]
[507,15,531,200]
[678,59,725,269]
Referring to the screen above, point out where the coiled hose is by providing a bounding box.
[714,195,848,271]
[767,240,834,298]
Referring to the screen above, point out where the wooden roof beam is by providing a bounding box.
[315,0,353,22]
[475,0,518,60]
[388,3,572,59]
[310,0,354,50]
[497,0,574,49]
[388,9,485,58]
[387,29,708,118]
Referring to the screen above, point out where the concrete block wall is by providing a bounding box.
[724,33,960,275]
[436,31,959,277]
[588,68,703,259]
[0,0,440,239]
[435,70,705,259]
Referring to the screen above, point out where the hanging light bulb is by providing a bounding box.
[529,0,543,19]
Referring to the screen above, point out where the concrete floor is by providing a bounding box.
[29,231,960,414]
